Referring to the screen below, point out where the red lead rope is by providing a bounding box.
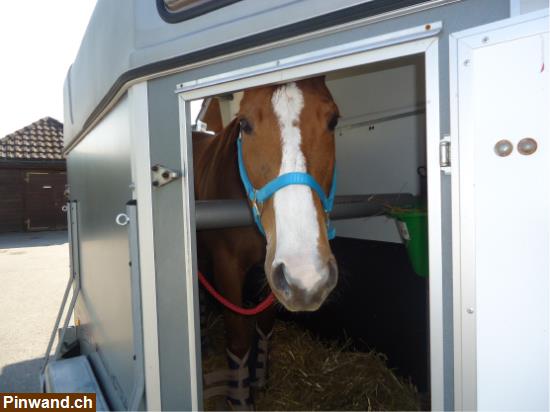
[197,270,276,315]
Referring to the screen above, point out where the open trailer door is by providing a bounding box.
[451,9,549,411]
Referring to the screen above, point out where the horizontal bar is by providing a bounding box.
[195,193,416,230]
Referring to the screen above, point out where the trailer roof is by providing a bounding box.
[63,0,438,149]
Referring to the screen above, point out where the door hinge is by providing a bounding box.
[440,135,451,175]
[151,164,181,188]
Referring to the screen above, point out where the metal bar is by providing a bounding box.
[54,202,81,361]
[54,282,79,360]
[127,201,146,411]
[70,202,81,289]
[41,202,75,379]
[195,193,416,230]
[41,267,74,375]
[330,193,416,219]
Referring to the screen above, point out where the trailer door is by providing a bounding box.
[451,10,549,411]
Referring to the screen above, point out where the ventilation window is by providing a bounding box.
[158,0,241,23]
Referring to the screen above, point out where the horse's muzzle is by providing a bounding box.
[270,259,338,312]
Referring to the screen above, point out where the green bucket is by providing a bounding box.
[389,207,429,278]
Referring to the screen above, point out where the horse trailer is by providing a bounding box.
[43,0,549,410]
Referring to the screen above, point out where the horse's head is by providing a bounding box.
[237,77,339,311]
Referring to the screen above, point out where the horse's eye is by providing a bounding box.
[240,118,253,135]
[327,114,339,131]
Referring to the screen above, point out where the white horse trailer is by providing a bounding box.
[42,0,549,410]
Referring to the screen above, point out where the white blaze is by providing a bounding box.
[271,83,325,290]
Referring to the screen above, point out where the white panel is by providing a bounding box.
[475,32,549,410]
[424,39,444,411]
[455,12,549,410]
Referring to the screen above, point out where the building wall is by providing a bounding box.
[0,164,67,233]
[0,169,25,232]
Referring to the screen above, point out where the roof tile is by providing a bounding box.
[0,117,64,161]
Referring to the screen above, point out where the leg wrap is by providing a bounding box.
[249,324,273,389]
[225,349,254,410]
[203,349,255,410]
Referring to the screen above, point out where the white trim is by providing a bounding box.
[178,28,444,409]
[178,98,202,411]
[449,30,465,412]
[128,83,162,411]
[424,37,444,412]
[176,22,442,95]
[179,36,437,102]
[456,35,478,412]
[450,30,478,412]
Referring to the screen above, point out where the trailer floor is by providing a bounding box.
[0,231,70,392]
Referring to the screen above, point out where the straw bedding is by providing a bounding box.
[202,314,421,411]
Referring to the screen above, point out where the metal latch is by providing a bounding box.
[439,135,451,175]
[151,164,181,187]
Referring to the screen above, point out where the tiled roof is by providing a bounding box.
[0,117,64,161]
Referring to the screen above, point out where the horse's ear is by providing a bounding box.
[309,75,327,86]
[299,75,328,91]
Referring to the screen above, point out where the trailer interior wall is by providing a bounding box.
[328,56,426,242]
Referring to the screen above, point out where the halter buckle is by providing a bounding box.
[251,191,262,217]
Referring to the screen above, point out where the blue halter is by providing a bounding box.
[236,134,337,239]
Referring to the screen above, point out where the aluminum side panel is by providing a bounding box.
[67,95,135,408]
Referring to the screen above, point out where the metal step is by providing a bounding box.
[44,355,109,411]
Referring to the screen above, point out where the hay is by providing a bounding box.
[202,314,421,411]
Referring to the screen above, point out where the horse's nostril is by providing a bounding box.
[272,263,291,297]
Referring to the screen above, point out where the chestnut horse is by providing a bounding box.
[193,77,339,409]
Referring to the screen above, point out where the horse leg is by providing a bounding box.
[213,254,254,410]
[250,306,276,389]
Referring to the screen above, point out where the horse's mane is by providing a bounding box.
[194,117,243,199]
[207,117,240,170]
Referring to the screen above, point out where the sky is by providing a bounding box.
[0,0,97,138]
